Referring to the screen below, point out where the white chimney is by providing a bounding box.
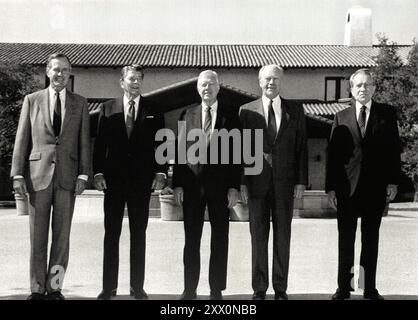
[344,6,372,46]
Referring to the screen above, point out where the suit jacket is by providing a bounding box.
[239,97,308,199]
[325,100,401,198]
[93,96,166,192]
[172,102,241,197]
[11,88,91,192]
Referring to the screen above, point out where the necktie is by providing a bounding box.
[358,105,367,137]
[126,100,135,137]
[267,100,277,146]
[203,106,212,142]
[53,91,62,136]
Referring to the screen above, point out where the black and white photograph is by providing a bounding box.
[0,0,417,315]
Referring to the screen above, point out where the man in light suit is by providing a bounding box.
[94,64,167,300]
[326,69,401,300]
[172,70,241,300]
[11,52,90,300]
[240,64,308,300]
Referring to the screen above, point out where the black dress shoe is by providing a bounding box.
[331,288,351,300]
[47,291,65,300]
[210,290,223,300]
[130,288,148,300]
[97,289,117,300]
[274,291,288,300]
[180,291,197,300]
[364,289,384,300]
[252,291,266,300]
[27,293,46,300]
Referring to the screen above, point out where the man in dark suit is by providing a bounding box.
[240,64,308,300]
[326,68,401,300]
[172,70,241,300]
[11,52,91,300]
[93,64,166,300]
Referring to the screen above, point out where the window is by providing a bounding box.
[45,75,74,91]
[324,77,350,101]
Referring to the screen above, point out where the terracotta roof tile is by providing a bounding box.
[0,43,411,68]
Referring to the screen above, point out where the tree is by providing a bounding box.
[372,35,418,201]
[0,60,41,199]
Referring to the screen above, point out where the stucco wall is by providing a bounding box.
[45,66,357,101]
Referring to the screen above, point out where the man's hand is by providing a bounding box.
[152,173,166,191]
[328,190,337,209]
[227,188,240,208]
[240,185,248,204]
[94,175,107,191]
[13,178,27,197]
[386,184,398,202]
[173,187,184,206]
[294,184,305,199]
[75,178,87,196]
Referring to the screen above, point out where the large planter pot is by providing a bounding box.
[15,193,29,216]
[229,201,249,221]
[159,194,212,221]
[159,194,183,221]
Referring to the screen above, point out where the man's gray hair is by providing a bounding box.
[46,52,71,71]
[198,70,219,84]
[349,68,375,87]
[258,64,284,79]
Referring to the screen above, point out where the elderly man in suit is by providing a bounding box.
[11,52,90,300]
[93,64,166,300]
[172,70,241,300]
[326,69,401,300]
[240,64,308,300]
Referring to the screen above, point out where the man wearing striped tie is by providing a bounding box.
[11,52,91,300]
[93,65,167,300]
[326,69,401,300]
[172,70,241,300]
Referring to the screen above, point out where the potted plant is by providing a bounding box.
[159,187,183,221]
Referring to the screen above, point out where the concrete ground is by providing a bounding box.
[0,207,417,300]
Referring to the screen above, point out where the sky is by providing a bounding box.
[0,0,417,45]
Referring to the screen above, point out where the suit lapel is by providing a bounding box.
[346,101,362,143]
[112,97,128,140]
[364,100,378,138]
[60,90,74,137]
[189,104,202,131]
[138,95,148,124]
[39,89,54,135]
[252,99,270,151]
[274,97,290,144]
[129,96,146,140]
[214,104,226,130]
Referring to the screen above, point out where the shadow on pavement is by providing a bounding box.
[2,293,417,300]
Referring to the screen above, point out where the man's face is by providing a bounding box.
[197,73,220,106]
[350,73,375,105]
[46,57,71,92]
[120,70,143,98]
[259,66,282,99]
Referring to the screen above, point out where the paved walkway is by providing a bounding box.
[0,207,417,300]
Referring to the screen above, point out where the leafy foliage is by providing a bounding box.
[0,60,41,180]
[372,35,418,199]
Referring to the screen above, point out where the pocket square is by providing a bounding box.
[146,115,155,119]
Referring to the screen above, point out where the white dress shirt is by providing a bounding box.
[262,95,282,133]
[355,100,372,128]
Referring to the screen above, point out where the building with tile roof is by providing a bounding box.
[1,41,410,193]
